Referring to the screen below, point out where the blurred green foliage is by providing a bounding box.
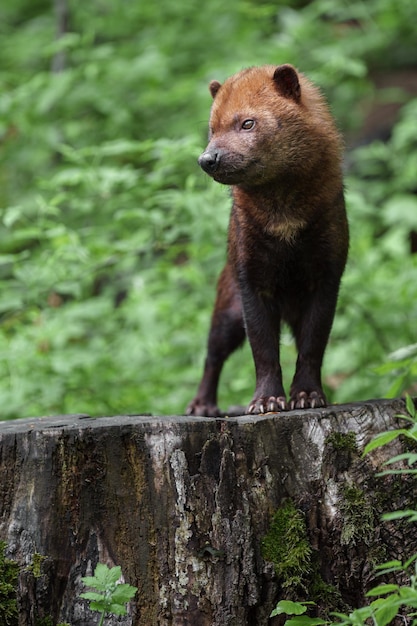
[0,0,416,419]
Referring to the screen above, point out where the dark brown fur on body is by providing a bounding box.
[187,64,349,417]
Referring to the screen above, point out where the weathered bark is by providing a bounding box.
[0,398,416,625]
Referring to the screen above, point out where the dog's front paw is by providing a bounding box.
[186,398,221,417]
[289,390,326,410]
[247,395,288,415]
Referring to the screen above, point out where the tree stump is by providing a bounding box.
[0,398,416,626]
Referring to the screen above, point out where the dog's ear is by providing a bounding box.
[273,65,301,102]
[209,80,222,99]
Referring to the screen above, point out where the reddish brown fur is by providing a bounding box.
[187,64,348,417]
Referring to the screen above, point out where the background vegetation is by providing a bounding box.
[0,0,416,419]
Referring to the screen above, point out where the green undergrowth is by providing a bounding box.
[1,0,417,419]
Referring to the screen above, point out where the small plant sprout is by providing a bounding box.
[80,563,137,626]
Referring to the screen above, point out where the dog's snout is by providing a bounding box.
[198,150,220,174]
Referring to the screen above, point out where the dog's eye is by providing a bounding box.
[241,119,255,130]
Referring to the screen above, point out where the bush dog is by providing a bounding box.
[187,64,348,416]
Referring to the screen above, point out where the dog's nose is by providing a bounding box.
[198,150,220,174]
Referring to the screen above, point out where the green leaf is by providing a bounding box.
[107,565,123,585]
[82,563,122,590]
[378,469,417,477]
[373,596,401,626]
[332,605,374,623]
[382,510,417,522]
[363,430,406,455]
[383,452,417,466]
[398,587,417,605]
[366,584,400,597]
[403,554,417,570]
[285,616,327,626]
[81,575,100,587]
[109,603,128,615]
[272,600,308,616]
[111,583,137,604]
[329,612,350,621]
[89,601,108,612]
[96,563,121,585]
[82,570,105,589]
[374,561,403,578]
[80,591,105,602]
[406,395,417,419]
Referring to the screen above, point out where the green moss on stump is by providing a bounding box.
[0,542,18,626]
[262,499,312,592]
[340,484,374,547]
[262,500,344,615]
[326,432,358,453]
